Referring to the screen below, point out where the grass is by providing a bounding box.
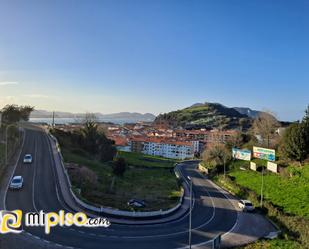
[213,160,309,249]
[227,160,309,218]
[236,239,301,249]
[62,149,181,211]
[116,151,178,168]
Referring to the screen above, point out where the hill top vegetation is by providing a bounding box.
[155,102,252,130]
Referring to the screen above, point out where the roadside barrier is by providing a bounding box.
[47,129,188,218]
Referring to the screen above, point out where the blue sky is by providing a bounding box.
[0,0,308,121]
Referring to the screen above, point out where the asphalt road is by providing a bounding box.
[3,126,273,249]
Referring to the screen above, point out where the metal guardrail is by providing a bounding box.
[47,130,187,218]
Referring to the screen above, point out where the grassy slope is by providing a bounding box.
[62,149,181,211]
[237,239,300,249]
[228,160,309,218]
[155,103,250,128]
[214,160,308,249]
[116,151,178,168]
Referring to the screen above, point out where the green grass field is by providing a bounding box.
[237,238,300,249]
[62,149,181,211]
[227,160,309,218]
[116,151,178,168]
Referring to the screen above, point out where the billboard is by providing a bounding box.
[250,162,257,171]
[253,146,276,161]
[267,161,278,173]
[232,148,251,161]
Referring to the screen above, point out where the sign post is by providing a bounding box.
[213,234,221,249]
[253,146,276,207]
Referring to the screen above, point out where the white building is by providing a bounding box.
[131,138,198,160]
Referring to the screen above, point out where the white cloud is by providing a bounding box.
[0,81,19,86]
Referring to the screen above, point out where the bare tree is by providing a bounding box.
[202,144,231,172]
[252,111,279,148]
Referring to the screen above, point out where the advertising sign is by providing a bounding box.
[253,146,276,161]
[232,148,251,161]
[250,162,257,171]
[267,161,278,173]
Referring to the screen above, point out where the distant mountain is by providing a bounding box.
[30,110,156,123]
[155,102,252,129]
[233,107,261,119]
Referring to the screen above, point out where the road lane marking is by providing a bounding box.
[45,131,75,213]
[3,129,26,210]
[32,139,39,212]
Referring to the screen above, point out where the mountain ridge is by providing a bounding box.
[155,102,252,129]
[30,110,156,122]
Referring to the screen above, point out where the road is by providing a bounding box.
[3,126,276,249]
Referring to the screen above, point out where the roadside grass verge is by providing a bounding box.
[235,238,300,249]
[62,149,181,211]
[212,160,309,249]
[227,161,309,218]
[116,151,178,168]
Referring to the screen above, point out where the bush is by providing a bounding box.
[113,157,126,176]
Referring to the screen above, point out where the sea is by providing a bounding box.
[29,117,134,125]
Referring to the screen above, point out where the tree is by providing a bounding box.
[225,130,244,150]
[1,105,21,123]
[79,113,116,161]
[98,134,117,162]
[252,111,279,148]
[302,105,309,152]
[19,105,34,121]
[280,123,307,164]
[1,104,34,123]
[80,113,100,154]
[202,144,231,173]
[113,157,126,177]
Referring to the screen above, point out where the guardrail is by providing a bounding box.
[47,128,187,218]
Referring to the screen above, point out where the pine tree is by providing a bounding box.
[281,123,307,164]
[302,105,309,156]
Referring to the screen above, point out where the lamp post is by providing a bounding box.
[187,176,193,249]
[260,166,264,207]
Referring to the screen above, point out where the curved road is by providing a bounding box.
[4,126,268,249]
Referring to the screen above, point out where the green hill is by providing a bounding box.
[155,102,252,129]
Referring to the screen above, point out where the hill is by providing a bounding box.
[233,107,261,119]
[31,110,156,123]
[155,102,252,129]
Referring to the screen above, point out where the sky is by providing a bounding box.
[0,0,308,121]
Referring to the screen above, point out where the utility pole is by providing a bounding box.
[52,111,55,127]
[260,166,264,207]
[187,176,192,249]
[223,157,226,179]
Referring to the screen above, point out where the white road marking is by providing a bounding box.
[3,129,26,210]
[12,133,238,248]
[32,139,39,212]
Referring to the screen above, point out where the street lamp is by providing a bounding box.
[260,166,264,207]
[187,176,193,249]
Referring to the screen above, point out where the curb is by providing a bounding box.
[45,127,190,220]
